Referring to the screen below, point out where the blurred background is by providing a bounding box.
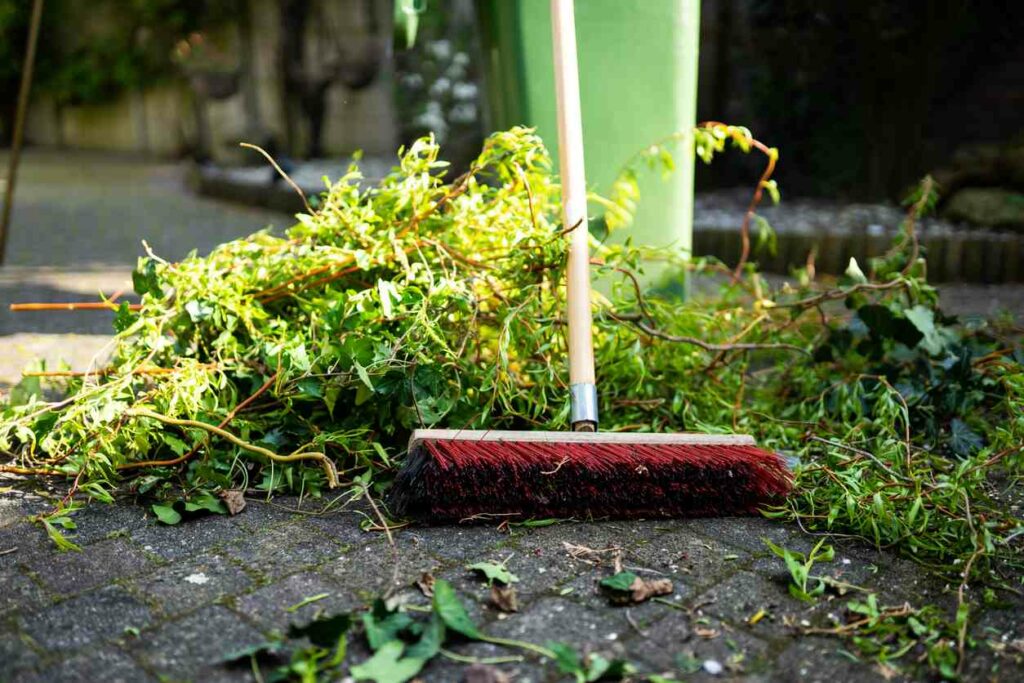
[0,0,1022,297]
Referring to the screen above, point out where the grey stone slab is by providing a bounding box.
[319,535,442,601]
[774,636,890,682]
[130,513,245,561]
[14,646,154,683]
[226,497,310,533]
[234,571,356,632]
[0,492,50,528]
[22,538,152,595]
[221,521,349,583]
[61,503,148,546]
[0,568,48,616]
[485,597,636,655]
[699,570,796,640]
[0,624,42,682]
[296,508,373,544]
[626,608,775,678]
[0,523,52,571]
[129,605,267,678]
[688,517,817,555]
[626,528,750,592]
[417,643,548,683]
[132,552,252,617]
[397,525,511,563]
[19,585,153,651]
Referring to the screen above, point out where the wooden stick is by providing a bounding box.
[0,0,44,265]
[550,0,596,427]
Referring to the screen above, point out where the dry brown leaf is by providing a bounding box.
[463,663,511,683]
[490,584,519,612]
[416,572,435,597]
[629,576,673,603]
[218,489,246,515]
[694,626,721,639]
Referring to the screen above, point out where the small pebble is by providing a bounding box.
[184,572,209,585]
[703,659,723,675]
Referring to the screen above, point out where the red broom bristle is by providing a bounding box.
[388,438,792,521]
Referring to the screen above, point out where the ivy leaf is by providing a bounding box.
[350,640,426,683]
[905,305,953,355]
[950,419,984,458]
[547,641,582,678]
[466,561,518,586]
[599,572,637,593]
[287,613,352,648]
[363,600,415,651]
[151,503,182,525]
[183,492,228,515]
[113,302,137,333]
[432,579,482,639]
[132,259,163,297]
[405,613,445,660]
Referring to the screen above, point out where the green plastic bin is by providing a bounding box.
[477,0,701,273]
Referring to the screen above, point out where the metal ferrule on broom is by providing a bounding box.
[551,0,599,432]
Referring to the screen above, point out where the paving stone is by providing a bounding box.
[15,646,154,683]
[222,521,349,582]
[625,608,775,678]
[775,636,891,682]
[235,571,357,632]
[19,585,153,651]
[61,503,148,546]
[398,524,511,563]
[0,491,50,528]
[297,510,377,548]
[130,514,246,562]
[0,568,48,616]
[626,528,750,592]
[0,523,52,571]
[417,642,549,682]
[132,552,252,617]
[485,597,637,655]
[320,535,443,601]
[227,497,309,533]
[0,623,42,681]
[129,605,266,678]
[689,517,818,555]
[22,538,152,595]
[700,570,797,639]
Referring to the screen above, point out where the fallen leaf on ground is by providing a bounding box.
[490,584,519,612]
[463,663,511,683]
[416,572,435,597]
[600,571,674,605]
[219,489,246,515]
[694,626,720,639]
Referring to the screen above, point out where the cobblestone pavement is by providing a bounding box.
[2,153,1023,682]
[1,488,1017,683]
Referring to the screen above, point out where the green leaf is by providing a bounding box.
[432,579,482,639]
[113,302,137,333]
[363,600,415,651]
[547,641,583,678]
[599,572,638,593]
[350,640,426,683]
[466,561,518,586]
[287,613,351,648]
[354,361,374,391]
[152,503,182,525]
[950,419,984,458]
[405,613,445,660]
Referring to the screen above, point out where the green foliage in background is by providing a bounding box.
[0,126,1022,677]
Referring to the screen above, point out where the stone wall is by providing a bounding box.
[23,0,397,163]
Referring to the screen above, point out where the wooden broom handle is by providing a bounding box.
[551,0,597,428]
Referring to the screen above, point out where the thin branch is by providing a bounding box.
[240,142,312,214]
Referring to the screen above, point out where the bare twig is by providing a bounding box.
[240,142,312,214]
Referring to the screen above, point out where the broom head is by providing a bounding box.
[389,430,791,522]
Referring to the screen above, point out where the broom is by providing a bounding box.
[388,0,791,521]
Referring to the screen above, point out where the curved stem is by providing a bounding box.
[126,408,338,488]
